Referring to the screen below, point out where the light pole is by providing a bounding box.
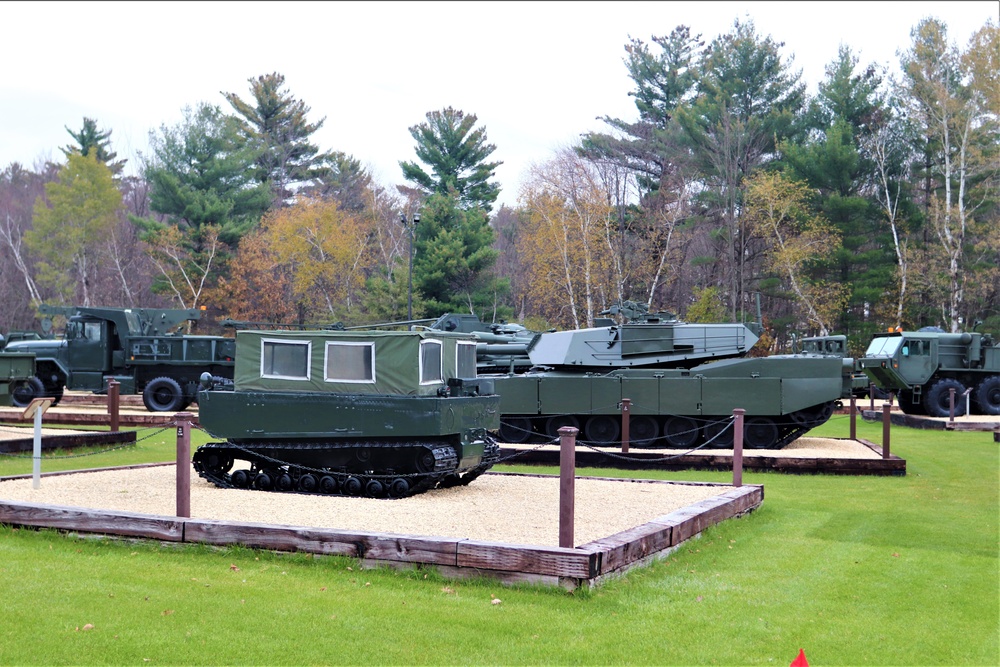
[401,212,420,320]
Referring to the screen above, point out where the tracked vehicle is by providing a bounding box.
[423,304,842,449]
[193,328,500,498]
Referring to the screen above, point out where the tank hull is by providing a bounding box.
[492,355,843,448]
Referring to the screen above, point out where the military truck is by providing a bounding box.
[858,328,1000,416]
[3,305,235,412]
[0,350,36,407]
[795,334,874,399]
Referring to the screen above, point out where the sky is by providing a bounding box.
[2,1,997,209]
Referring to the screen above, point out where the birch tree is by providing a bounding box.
[899,18,999,331]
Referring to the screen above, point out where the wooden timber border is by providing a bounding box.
[0,469,761,589]
[0,406,190,428]
[861,409,1000,434]
[501,438,906,476]
[0,427,136,454]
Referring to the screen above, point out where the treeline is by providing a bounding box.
[1,17,997,354]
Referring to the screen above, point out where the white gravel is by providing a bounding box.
[0,467,731,548]
[0,436,880,548]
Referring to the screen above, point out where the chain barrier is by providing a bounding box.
[0,425,172,460]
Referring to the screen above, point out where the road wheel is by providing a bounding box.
[10,377,45,408]
[142,376,185,412]
[922,378,966,418]
[973,376,1000,415]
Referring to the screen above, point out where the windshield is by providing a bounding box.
[864,336,902,357]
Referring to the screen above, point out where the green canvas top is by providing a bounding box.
[234,329,479,395]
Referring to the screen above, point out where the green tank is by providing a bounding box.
[427,304,844,449]
[192,328,500,498]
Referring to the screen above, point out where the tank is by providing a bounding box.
[427,303,843,449]
[192,328,501,498]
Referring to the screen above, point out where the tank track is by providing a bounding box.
[193,437,501,500]
[498,401,837,450]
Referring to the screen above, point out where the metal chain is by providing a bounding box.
[0,425,171,460]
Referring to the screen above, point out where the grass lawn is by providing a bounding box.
[0,415,996,665]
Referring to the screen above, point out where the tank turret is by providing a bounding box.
[428,302,760,372]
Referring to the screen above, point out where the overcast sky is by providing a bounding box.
[2,1,996,209]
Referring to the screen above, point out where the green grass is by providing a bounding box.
[0,415,997,665]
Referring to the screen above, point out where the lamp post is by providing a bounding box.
[401,212,420,320]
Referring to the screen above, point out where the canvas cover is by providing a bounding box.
[234,329,475,396]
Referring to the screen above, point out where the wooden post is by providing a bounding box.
[175,412,193,518]
[107,378,120,433]
[620,398,631,453]
[882,403,891,459]
[558,426,578,549]
[849,396,857,440]
[949,387,956,423]
[732,408,744,488]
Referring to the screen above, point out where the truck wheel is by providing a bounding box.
[143,377,185,412]
[973,376,1000,415]
[10,377,45,408]
[922,378,966,418]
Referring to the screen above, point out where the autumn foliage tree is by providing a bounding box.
[259,198,375,322]
[516,152,616,328]
[742,171,847,334]
[27,152,123,306]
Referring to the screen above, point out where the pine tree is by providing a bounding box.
[222,72,332,205]
[399,107,502,213]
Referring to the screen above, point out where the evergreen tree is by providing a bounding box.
[411,193,504,315]
[222,72,332,205]
[673,17,807,321]
[580,26,704,201]
[138,103,272,245]
[399,107,502,213]
[61,117,126,175]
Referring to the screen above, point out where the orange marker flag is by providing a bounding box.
[790,648,809,667]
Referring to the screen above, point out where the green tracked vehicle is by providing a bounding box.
[425,304,845,449]
[192,328,500,498]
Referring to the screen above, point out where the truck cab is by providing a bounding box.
[859,331,968,391]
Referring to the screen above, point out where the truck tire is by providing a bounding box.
[143,376,186,412]
[973,376,1000,415]
[10,377,45,408]
[922,378,966,418]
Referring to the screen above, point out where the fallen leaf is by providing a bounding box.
[82,623,94,631]
[442,587,455,594]
[162,610,174,616]
[230,564,240,572]
[696,596,703,602]
[892,553,900,558]
[364,582,371,587]
[491,598,502,605]
[320,587,327,591]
